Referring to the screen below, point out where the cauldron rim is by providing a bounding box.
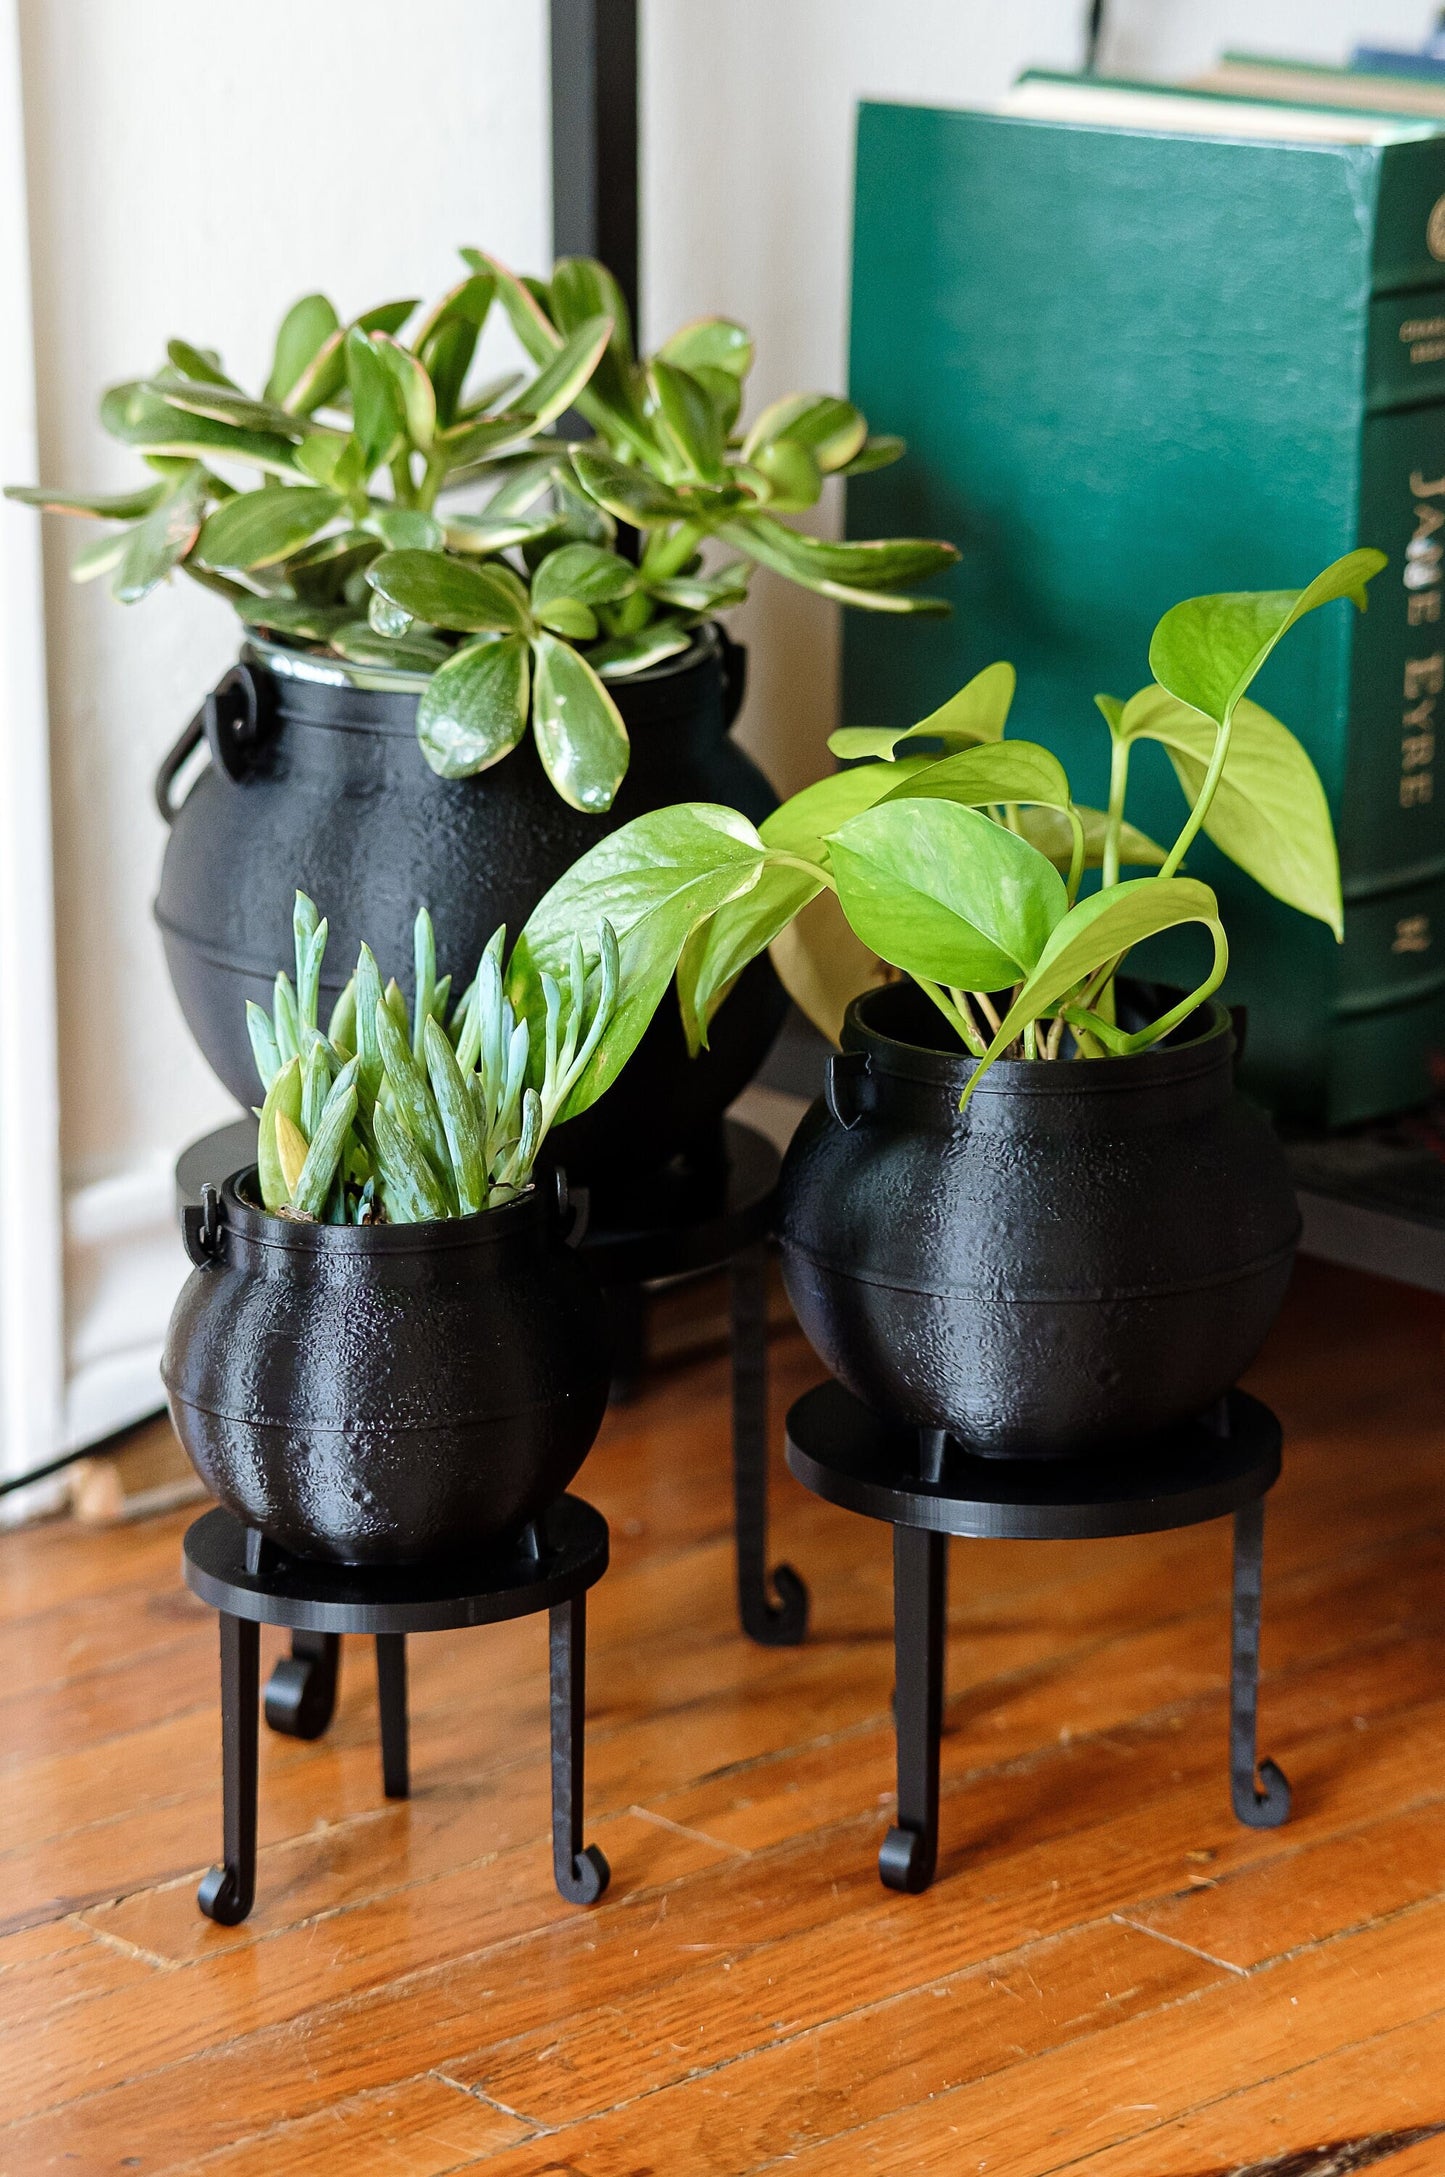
[841,980,1234,1099]
[218,1165,543,1255]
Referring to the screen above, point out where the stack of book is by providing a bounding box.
[845,56,1445,1126]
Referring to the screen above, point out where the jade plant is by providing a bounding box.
[512,549,1385,1106]
[250,892,618,1222]
[6,249,955,811]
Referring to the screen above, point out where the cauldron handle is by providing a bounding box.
[553,1167,590,1248]
[824,1050,871,1130]
[182,1182,226,1267]
[154,663,268,823]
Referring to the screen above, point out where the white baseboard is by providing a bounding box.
[61,1156,185,1454]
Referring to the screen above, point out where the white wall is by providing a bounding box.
[7,0,1439,1475]
[13,0,550,1466]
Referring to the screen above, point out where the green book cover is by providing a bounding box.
[845,93,1445,1125]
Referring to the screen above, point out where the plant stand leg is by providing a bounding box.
[264,1632,341,1740]
[731,1243,808,1647]
[1231,1497,1291,1828]
[548,1594,609,1905]
[879,1524,947,1893]
[198,1612,259,1925]
[375,1634,409,1801]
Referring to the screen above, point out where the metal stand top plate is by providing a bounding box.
[183,1495,608,1635]
[786,1382,1280,1541]
[176,1115,780,1287]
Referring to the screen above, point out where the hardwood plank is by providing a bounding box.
[4,1265,1445,2176]
[1051,2007,1445,2175]
[183,2074,527,2176]
[1123,1798,1445,1972]
[453,1897,1445,2177]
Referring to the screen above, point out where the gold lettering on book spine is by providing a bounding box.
[1401,479,1445,809]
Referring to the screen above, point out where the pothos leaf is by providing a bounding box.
[829,664,1016,761]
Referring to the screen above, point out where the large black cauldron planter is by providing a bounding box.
[162,1169,611,1564]
[153,626,786,1194]
[777,982,1300,1459]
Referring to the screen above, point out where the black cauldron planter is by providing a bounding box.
[162,1168,611,1564]
[777,981,1300,1460]
[153,626,786,1197]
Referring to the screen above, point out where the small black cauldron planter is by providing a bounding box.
[154,628,786,1190]
[777,982,1301,1460]
[162,1169,610,1564]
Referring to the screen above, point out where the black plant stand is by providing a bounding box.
[785,1381,1290,1894]
[182,1495,610,1925]
[176,1115,807,1669]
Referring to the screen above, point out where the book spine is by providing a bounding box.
[1334,401,1445,1116]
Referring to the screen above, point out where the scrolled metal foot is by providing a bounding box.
[879,1822,936,1894]
[1235,1756,1292,1830]
[264,1631,341,1740]
[556,1842,611,1905]
[197,1862,252,1925]
[741,1563,810,1648]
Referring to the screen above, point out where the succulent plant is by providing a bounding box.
[250,892,617,1223]
[6,250,957,813]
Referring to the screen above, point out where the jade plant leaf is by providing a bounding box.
[829,663,1016,761]
[571,448,693,527]
[513,315,614,431]
[724,515,958,611]
[1120,684,1343,937]
[417,635,530,779]
[658,317,753,380]
[4,480,170,520]
[510,804,769,1116]
[374,334,437,452]
[345,328,406,470]
[743,393,867,474]
[112,466,208,602]
[531,542,636,611]
[1148,548,1386,730]
[194,486,341,571]
[648,358,726,481]
[367,549,532,634]
[530,631,630,811]
[265,294,340,406]
[100,381,300,474]
[827,798,1068,993]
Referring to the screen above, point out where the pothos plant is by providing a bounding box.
[250,891,619,1223]
[507,549,1385,1108]
[6,248,955,812]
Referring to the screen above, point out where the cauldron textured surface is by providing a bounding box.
[162,1171,612,1564]
[777,982,1300,1458]
[154,627,786,1195]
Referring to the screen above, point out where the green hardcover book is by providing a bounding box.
[845,82,1445,1125]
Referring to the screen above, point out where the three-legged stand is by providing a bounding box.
[183,1496,610,1924]
[786,1382,1292,1895]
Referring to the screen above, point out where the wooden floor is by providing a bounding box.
[4,1259,1445,2176]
